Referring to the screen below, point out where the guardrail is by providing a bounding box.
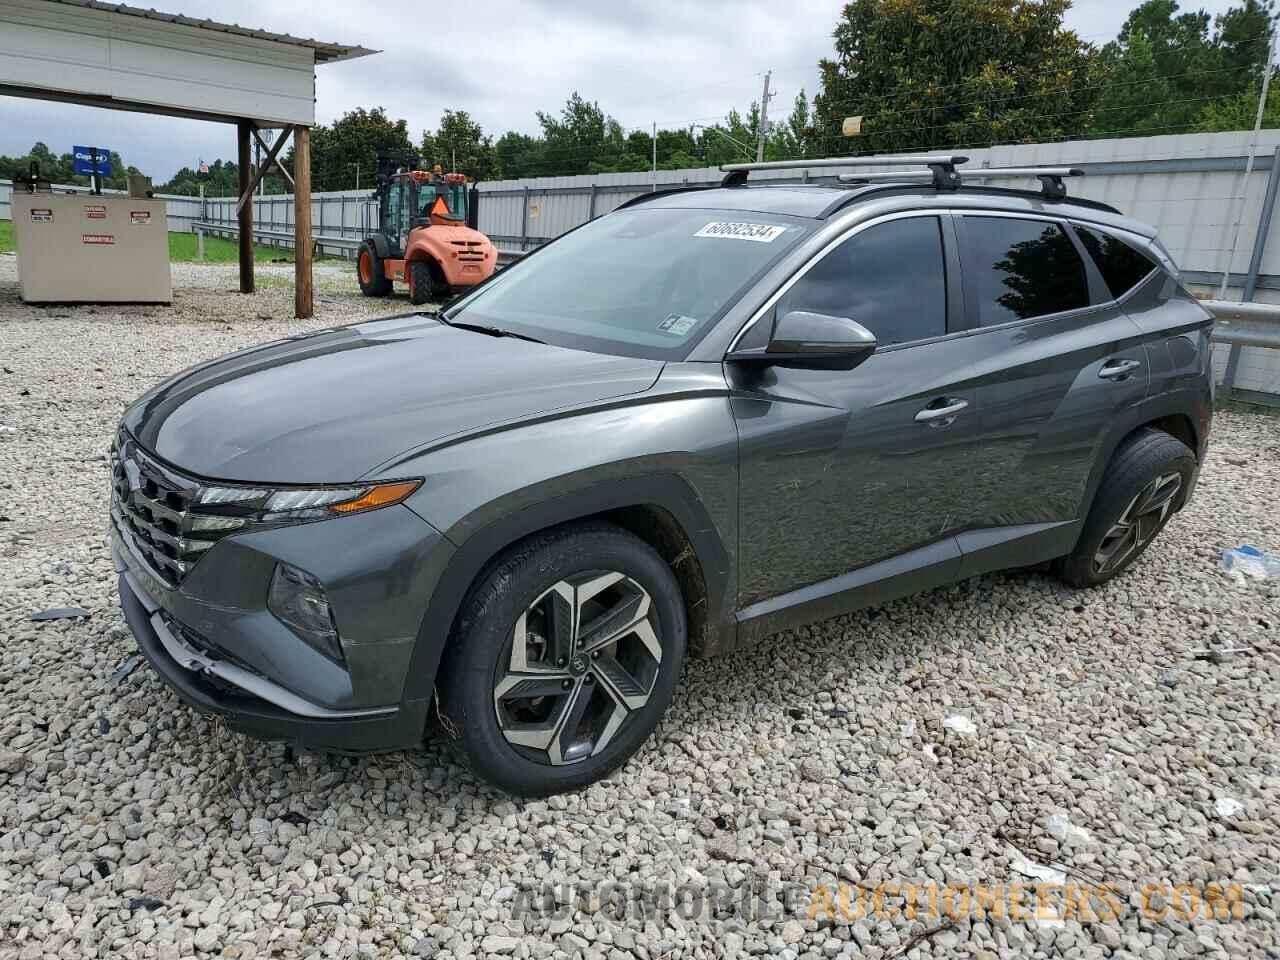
[194,220,528,267]
[1201,298,1280,348]
[192,221,360,260]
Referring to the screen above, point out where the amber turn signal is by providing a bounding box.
[329,480,422,514]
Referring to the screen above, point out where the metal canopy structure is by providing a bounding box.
[0,0,377,317]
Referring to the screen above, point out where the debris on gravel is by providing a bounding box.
[1,257,1277,958]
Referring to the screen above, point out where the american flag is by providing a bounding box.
[198,159,209,174]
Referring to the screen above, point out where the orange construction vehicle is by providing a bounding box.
[357,159,497,304]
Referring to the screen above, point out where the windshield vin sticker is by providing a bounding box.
[693,221,786,243]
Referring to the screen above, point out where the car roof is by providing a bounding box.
[625,183,1156,238]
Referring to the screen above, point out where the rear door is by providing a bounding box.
[952,213,1150,565]
[732,212,988,607]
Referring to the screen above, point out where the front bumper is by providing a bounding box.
[111,497,455,754]
[118,572,429,753]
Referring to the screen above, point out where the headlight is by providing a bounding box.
[195,479,421,521]
[268,562,343,661]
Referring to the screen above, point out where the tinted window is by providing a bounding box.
[1077,226,1158,299]
[776,217,947,345]
[961,217,1089,326]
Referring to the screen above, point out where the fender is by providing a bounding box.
[400,474,734,702]
[367,233,391,261]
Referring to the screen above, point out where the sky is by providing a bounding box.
[0,0,1254,182]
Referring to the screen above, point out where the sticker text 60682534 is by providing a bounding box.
[693,221,787,243]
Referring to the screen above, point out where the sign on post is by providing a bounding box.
[72,146,112,177]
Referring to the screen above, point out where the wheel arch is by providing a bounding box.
[366,233,391,260]
[1078,393,1203,533]
[401,475,734,704]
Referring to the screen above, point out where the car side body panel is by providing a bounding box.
[387,363,742,697]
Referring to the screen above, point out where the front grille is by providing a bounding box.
[110,432,217,587]
[450,239,486,263]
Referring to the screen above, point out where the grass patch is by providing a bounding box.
[168,231,292,263]
[0,220,291,262]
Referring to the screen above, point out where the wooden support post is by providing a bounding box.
[237,121,254,293]
[294,125,313,319]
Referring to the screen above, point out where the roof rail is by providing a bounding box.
[720,154,967,190]
[836,164,1085,200]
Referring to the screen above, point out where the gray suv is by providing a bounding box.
[112,157,1213,795]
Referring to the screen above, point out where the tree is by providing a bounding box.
[0,141,139,190]
[494,131,545,180]
[298,107,414,191]
[809,0,1100,156]
[421,109,499,180]
[1091,0,1274,136]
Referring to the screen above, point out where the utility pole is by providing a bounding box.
[348,161,361,191]
[1219,27,1277,298]
[651,121,658,191]
[755,70,773,163]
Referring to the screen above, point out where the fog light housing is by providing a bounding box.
[268,563,343,662]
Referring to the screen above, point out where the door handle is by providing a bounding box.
[915,398,969,425]
[1098,358,1142,380]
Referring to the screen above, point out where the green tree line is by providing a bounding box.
[4,0,1274,189]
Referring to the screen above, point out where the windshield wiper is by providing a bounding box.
[432,314,546,345]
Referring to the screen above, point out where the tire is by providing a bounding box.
[408,259,442,306]
[1056,428,1196,588]
[356,241,391,297]
[436,523,687,796]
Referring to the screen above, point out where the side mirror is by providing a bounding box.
[728,310,877,370]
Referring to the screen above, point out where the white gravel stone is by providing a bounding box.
[0,256,1277,959]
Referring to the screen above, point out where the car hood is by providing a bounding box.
[123,313,663,483]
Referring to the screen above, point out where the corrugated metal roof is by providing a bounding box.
[43,0,378,63]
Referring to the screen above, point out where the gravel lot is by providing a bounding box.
[1,255,1277,960]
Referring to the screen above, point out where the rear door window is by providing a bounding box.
[776,216,947,346]
[959,216,1090,326]
[1076,225,1159,299]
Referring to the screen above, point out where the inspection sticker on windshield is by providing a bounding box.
[658,314,700,336]
[693,221,787,243]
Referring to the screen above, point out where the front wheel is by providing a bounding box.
[436,523,687,795]
[1056,428,1196,588]
[356,241,391,297]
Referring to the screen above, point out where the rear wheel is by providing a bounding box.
[1056,428,1196,588]
[436,523,687,796]
[356,241,391,296]
[408,259,443,305]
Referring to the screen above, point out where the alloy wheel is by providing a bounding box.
[492,571,663,766]
[1092,472,1183,575]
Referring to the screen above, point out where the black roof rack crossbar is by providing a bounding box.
[836,164,1085,200]
[721,154,967,191]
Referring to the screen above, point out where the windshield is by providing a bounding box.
[445,207,811,359]
[417,182,466,220]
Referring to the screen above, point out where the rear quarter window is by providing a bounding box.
[1076,226,1160,299]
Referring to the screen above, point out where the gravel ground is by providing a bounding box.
[1,255,1277,960]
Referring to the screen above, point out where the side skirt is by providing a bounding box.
[735,520,1080,647]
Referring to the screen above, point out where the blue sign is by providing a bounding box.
[72,146,112,177]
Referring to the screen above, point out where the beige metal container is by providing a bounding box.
[12,191,171,303]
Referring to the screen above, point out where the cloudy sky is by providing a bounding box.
[0,0,1253,181]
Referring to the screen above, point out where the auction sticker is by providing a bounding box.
[29,208,52,222]
[693,221,786,242]
[657,314,700,336]
[82,234,115,245]
[130,210,152,224]
[84,204,107,220]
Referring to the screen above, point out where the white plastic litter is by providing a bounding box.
[943,715,977,736]
[901,718,916,737]
[1047,813,1092,845]
[1214,797,1244,817]
[1221,545,1280,579]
